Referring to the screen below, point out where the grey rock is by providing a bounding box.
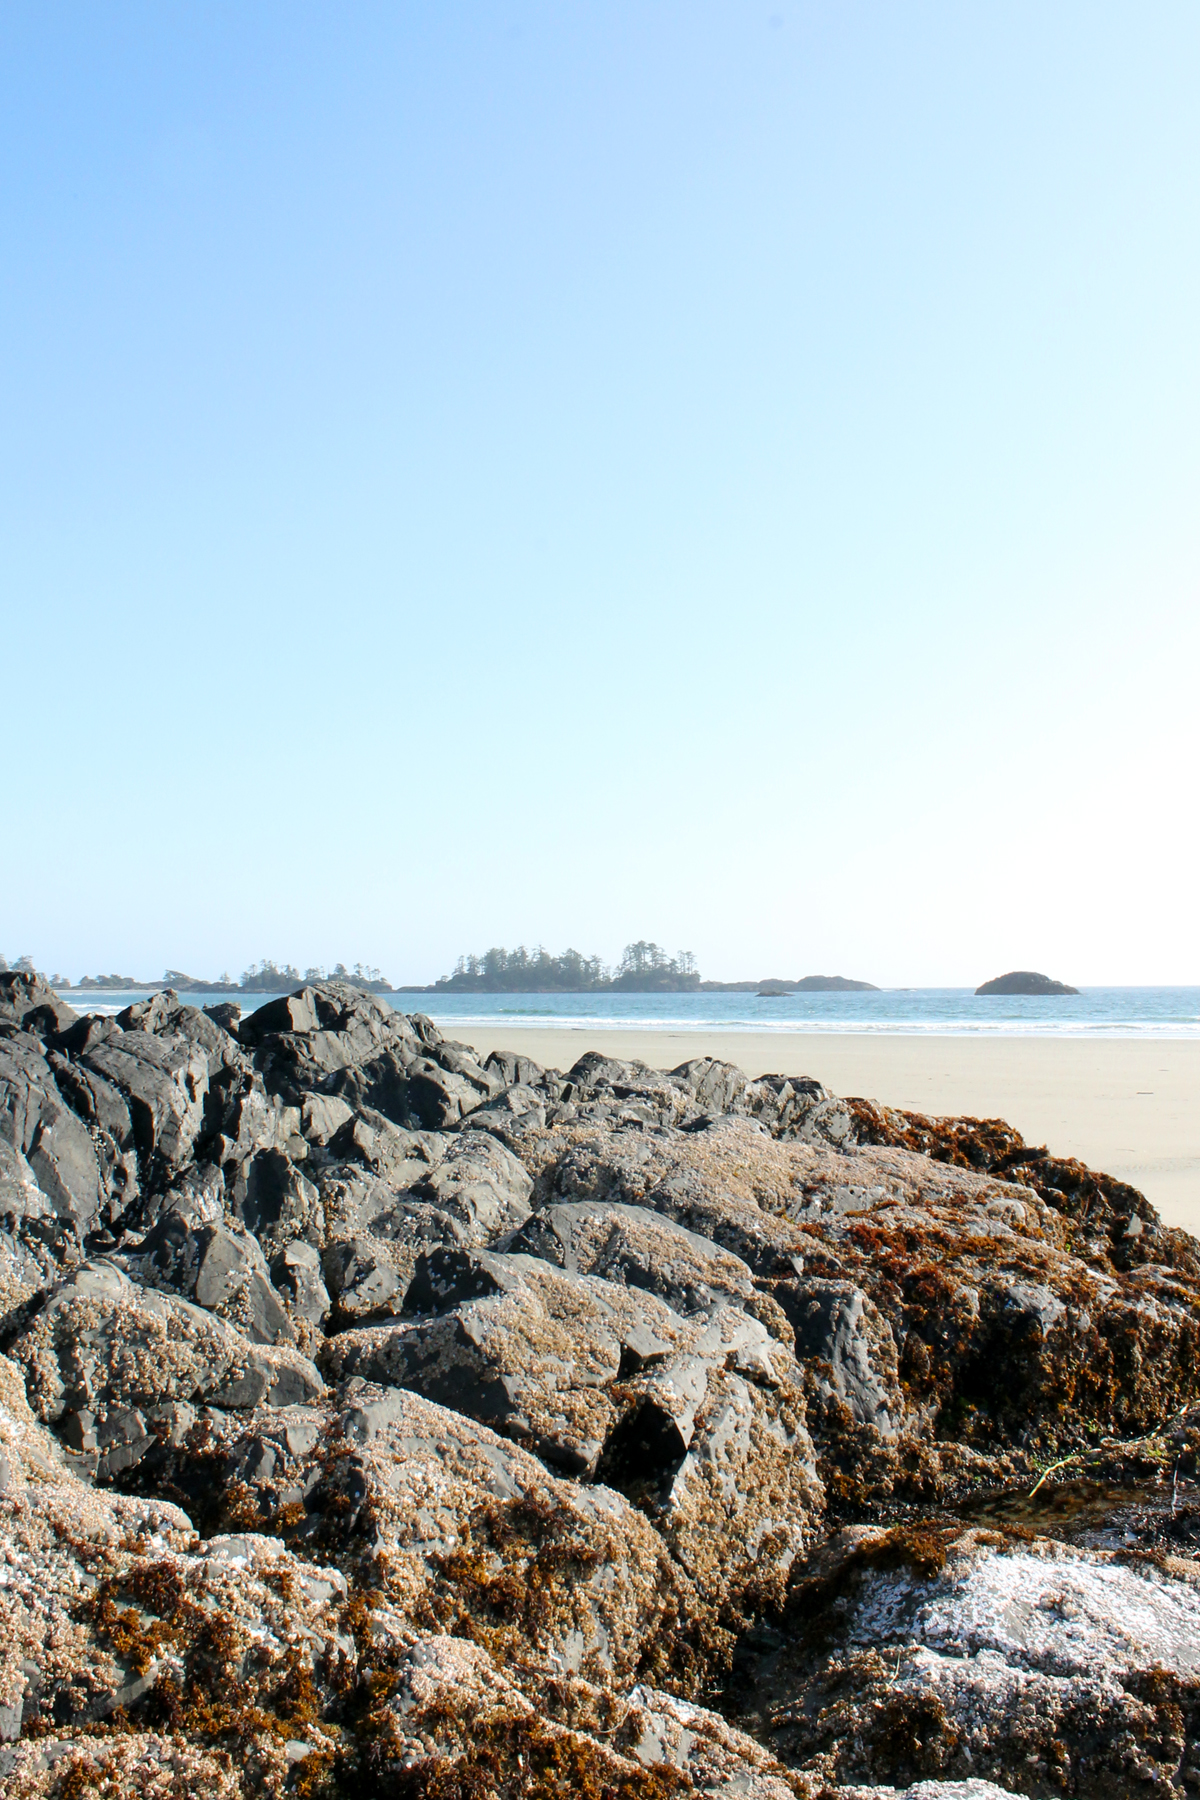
[459,1081,547,1144]
[127,1213,292,1345]
[0,970,78,1036]
[670,1056,750,1115]
[776,1278,901,1434]
[399,1050,501,1129]
[322,1247,637,1473]
[301,1093,355,1145]
[986,1277,1067,1339]
[414,1130,533,1237]
[203,1000,243,1035]
[205,1069,293,1169]
[240,981,424,1104]
[322,1236,403,1321]
[210,1341,324,1410]
[509,1198,763,1317]
[483,1049,547,1089]
[0,1033,103,1235]
[536,1118,810,1277]
[324,1110,446,1191]
[62,1403,153,1478]
[0,1134,52,1229]
[116,989,245,1080]
[78,1027,209,1168]
[323,1243,822,1603]
[839,1786,1021,1799]
[761,1524,1200,1792]
[616,1682,797,1797]
[271,1239,331,1329]
[236,1146,322,1256]
[315,1128,533,1323]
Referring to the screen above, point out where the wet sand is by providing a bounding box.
[450,1027,1200,1235]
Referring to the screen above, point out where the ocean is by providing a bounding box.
[60,986,1200,1038]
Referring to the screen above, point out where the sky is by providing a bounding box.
[2,2,1198,987]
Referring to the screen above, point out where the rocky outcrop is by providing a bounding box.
[2,972,1199,1796]
[975,971,1079,995]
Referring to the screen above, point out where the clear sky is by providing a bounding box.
[2,3,1197,987]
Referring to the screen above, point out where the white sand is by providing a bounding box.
[450,1026,1200,1235]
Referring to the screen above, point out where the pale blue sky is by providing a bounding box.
[3,3,1197,985]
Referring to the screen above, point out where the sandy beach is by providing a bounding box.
[451,1026,1200,1235]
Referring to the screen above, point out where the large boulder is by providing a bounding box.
[5,1261,322,1478]
[323,1245,823,1608]
[238,982,425,1105]
[69,1020,210,1172]
[153,1379,692,1686]
[519,1114,1200,1499]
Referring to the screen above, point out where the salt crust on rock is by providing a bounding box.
[759,1524,1200,1792]
[837,1785,1020,1799]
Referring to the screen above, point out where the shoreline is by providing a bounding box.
[451,1025,1200,1234]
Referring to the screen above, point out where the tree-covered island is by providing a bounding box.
[435,941,700,992]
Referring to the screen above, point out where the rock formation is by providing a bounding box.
[2,966,1198,1797]
[975,972,1080,996]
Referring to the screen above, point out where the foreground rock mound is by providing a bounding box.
[2,967,1198,1796]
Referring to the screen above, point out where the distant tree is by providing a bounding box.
[304,965,326,982]
[240,959,301,992]
[617,941,669,978]
[435,941,696,992]
[14,955,35,974]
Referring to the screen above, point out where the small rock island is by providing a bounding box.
[976,969,1080,995]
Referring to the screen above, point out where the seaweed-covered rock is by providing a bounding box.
[173,1379,691,1684]
[324,1246,823,1607]
[334,1632,799,1799]
[520,1115,1200,1497]
[0,1352,351,1767]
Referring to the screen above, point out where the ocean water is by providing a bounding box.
[59,986,1200,1038]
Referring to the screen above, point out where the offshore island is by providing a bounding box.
[19,942,881,999]
[1,964,1199,1797]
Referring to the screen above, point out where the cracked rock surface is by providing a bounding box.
[2,968,1199,1797]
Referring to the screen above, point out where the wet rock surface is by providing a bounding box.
[2,971,1199,1796]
